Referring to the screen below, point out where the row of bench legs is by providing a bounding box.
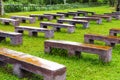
[84,38,116,47]
[0,36,22,45]
[15,29,54,38]
[41,25,75,33]
[45,46,111,62]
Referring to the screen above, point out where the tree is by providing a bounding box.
[116,0,120,11]
[0,0,4,15]
[64,0,66,4]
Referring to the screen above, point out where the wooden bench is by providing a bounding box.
[88,15,112,22]
[44,40,112,62]
[84,34,120,47]
[109,28,120,36]
[57,19,89,28]
[0,48,66,80]
[44,14,65,19]
[0,18,20,27]
[15,26,54,38]
[0,30,22,45]
[11,16,35,23]
[40,22,75,33]
[30,14,53,21]
[73,17,102,24]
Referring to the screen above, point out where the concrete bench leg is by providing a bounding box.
[84,38,94,44]
[30,17,35,23]
[38,17,43,20]
[97,19,102,24]
[45,31,54,38]
[109,32,117,36]
[106,41,116,47]
[40,24,47,28]
[48,16,53,21]
[29,31,38,37]
[68,50,75,56]
[107,17,112,22]
[67,27,75,33]
[0,37,6,42]
[83,23,89,28]
[44,73,66,80]
[44,46,51,53]
[12,21,20,27]
[10,36,22,45]
[13,64,24,78]
[99,50,112,62]
[53,27,61,32]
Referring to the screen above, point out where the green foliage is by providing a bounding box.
[0,6,120,80]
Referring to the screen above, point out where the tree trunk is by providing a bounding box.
[116,0,120,11]
[0,0,4,15]
[64,0,66,4]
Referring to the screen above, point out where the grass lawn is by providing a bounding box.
[0,5,120,80]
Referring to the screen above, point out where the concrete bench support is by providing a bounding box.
[0,31,22,45]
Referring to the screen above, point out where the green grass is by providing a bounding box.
[0,5,120,80]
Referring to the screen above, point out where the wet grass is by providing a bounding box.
[0,5,120,80]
